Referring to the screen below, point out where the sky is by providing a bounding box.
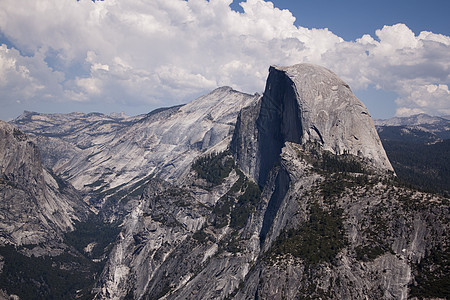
[0,0,449,121]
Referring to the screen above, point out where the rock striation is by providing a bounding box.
[12,88,259,213]
[93,64,447,300]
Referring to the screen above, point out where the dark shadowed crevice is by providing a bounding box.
[256,77,283,187]
[281,78,302,145]
[259,167,290,244]
[310,125,324,144]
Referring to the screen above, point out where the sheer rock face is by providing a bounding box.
[232,142,448,300]
[232,63,393,186]
[0,121,88,246]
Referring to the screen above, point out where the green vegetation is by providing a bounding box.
[355,245,385,262]
[192,151,234,186]
[319,174,349,200]
[0,215,122,299]
[230,180,261,229]
[192,150,262,230]
[354,204,394,263]
[218,231,243,254]
[315,150,365,174]
[64,215,121,259]
[297,143,377,202]
[297,144,381,204]
[213,196,234,228]
[318,172,374,203]
[381,138,450,196]
[297,142,367,175]
[12,128,27,141]
[269,203,347,264]
[0,176,17,189]
[192,231,210,244]
[410,247,450,299]
[0,245,99,300]
[211,165,261,230]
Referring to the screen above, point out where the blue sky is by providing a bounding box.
[242,0,450,41]
[0,0,449,120]
[253,0,450,118]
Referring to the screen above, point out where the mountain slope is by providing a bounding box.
[0,121,89,246]
[93,64,448,300]
[2,64,448,300]
[12,88,259,214]
[234,142,448,300]
[232,63,392,187]
[0,121,123,299]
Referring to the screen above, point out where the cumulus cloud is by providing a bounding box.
[0,44,65,103]
[0,0,449,119]
[321,24,450,116]
[395,84,450,117]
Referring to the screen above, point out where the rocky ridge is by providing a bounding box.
[375,114,450,196]
[232,63,393,186]
[374,113,450,127]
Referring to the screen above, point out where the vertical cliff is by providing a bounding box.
[0,121,88,246]
[91,64,448,300]
[231,63,393,187]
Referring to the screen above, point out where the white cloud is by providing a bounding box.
[0,44,65,102]
[322,24,450,116]
[395,84,450,117]
[0,0,449,119]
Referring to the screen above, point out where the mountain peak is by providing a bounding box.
[232,63,393,185]
[274,63,391,166]
[272,63,344,82]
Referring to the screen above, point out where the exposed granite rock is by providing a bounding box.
[234,142,448,300]
[232,63,393,186]
[91,64,447,300]
[94,141,448,300]
[0,121,89,246]
[94,172,239,299]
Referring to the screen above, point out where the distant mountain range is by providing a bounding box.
[374,114,450,195]
[374,113,450,127]
[375,113,450,142]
